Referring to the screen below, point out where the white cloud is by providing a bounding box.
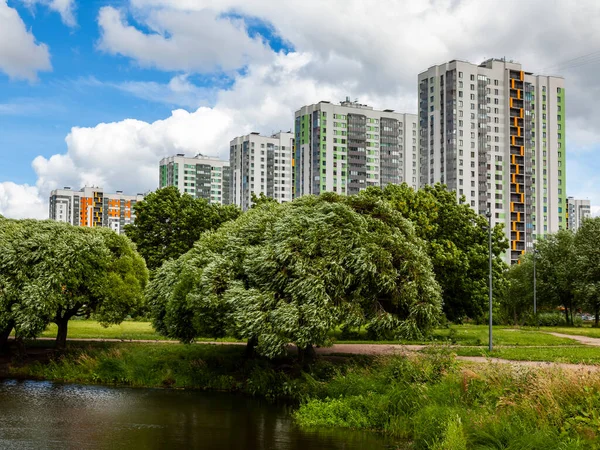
[0,182,47,219]
[6,0,600,218]
[0,0,51,80]
[97,5,273,73]
[21,0,77,26]
[27,52,353,203]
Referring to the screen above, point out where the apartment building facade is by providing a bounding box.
[567,197,591,232]
[229,132,294,210]
[49,186,144,234]
[159,154,231,205]
[418,58,566,264]
[294,99,418,198]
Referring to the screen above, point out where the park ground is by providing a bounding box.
[6,321,600,448]
[25,320,600,365]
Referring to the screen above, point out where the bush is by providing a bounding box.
[525,312,567,327]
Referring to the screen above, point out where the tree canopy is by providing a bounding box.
[501,218,600,326]
[125,187,240,270]
[0,219,148,349]
[148,196,443,358]
[348,184,509,322]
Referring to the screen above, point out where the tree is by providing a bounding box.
[574,218,600,326]
[535,230,577,325]
[148,197,443,359]
[125,187,240,270]
[250,192,277,208]
[351,184,509,322]
[0,220,148,349]
[501,254,534,325]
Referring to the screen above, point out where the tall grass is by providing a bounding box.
[295,350,600,449]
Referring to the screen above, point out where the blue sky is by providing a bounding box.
[0,0,291,185]
[1,0,599,218]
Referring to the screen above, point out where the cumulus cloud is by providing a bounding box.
[5,0,600,218]
[21,0,77,26]
[97,5,273,72]
[28,52,357,202]
[0,182,47,219]
[0,0,51,80]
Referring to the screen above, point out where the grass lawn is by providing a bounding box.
[531,326,600,339]
[39,321,241,342]
[33,321,582,347]
[452,345,600,365]
[333,324,580,346]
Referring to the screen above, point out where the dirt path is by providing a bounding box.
[9,338,600,371]
[546,332,600,346]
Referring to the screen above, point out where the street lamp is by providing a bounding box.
[486,210,493,352]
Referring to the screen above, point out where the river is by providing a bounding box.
[0,380,395,449]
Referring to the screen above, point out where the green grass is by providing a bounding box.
[429,324,580,346]
[37,320,241,342]
[452,345,600,365]
[535,326,600,339]
[33,321,583,347]
[333,324,580,346]
[40,321,169,340]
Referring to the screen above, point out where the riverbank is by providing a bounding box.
[3,341,600,449]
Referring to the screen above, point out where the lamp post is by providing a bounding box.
[486,210,493,352]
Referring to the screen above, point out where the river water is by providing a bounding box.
[0,380,394,449]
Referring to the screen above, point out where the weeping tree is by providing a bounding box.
[0,220,148,349]
[148,196,443,359]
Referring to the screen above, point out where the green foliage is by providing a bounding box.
[148,197,443,358]
[348,184,509,322]
[503,219,600,327]
[0,219,148,347]
[124,186,240,270]
[574,218,600,325]
[536,230,578,324]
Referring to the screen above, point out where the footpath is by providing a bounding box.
[11,335,600,372]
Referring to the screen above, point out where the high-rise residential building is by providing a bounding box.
[49,186,144,234]
[229,131,294,210]
[294,99,418,198]
[567,197,591,232]
[159,154,230,205]
[418,58,566,264]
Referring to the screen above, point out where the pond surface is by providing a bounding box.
[0,380,395,449]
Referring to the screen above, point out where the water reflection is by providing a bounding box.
[0,380,393,450]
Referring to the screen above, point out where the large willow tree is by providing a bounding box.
[0,219,148,350]
[148,196,443,358]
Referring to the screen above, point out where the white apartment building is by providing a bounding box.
[294,99,418,197]
[229,131,294,210]
[567,197,591,232]
[159,154,230,205]
[49,186,144,234]
[418,58,566,264]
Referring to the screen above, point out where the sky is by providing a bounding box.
[1,0,600,219]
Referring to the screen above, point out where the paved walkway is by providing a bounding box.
[546,332,600,346]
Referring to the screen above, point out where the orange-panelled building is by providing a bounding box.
[49,186,144,234]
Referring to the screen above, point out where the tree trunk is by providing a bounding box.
[0,324,13,354]
[298,344,316,365]
[563,306,569,325]
[244,336,258,358]
[55,318,70,350]
[595,305,599,328]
